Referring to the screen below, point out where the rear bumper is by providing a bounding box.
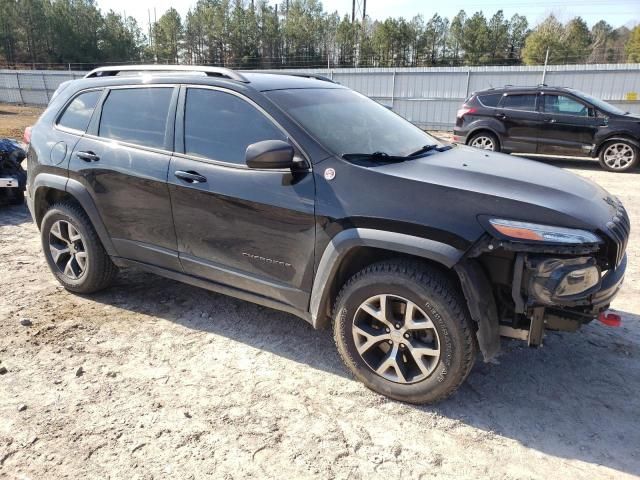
[451,133,467,144]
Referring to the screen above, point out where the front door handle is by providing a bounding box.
[544,118,557,124]
[175,170,207,183]
[76,151,100,162]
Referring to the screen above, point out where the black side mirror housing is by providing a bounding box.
[246,140,295,169]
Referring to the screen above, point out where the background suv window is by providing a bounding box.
[500,94,537,111]
[57,90,102,132]
[477,93,502,107]
[99,87,173,149]
[184,88,286,165]
[542,94,589,116]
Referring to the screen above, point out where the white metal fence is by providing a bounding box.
[1,64,639,130]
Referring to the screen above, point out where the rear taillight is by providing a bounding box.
[456,106,476,118]
[23,126,32,145]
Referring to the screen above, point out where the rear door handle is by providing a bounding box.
[544,118,557,123]
[76,151,100,162]
[495,113,506,119]
[175,170,207,183]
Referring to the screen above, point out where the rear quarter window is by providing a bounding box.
[57,90,102,132]
[501,94,537,111]
[477,93,502,108]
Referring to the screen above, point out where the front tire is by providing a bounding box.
[598,140,639,172]
[41,201,118,293]
[333,260,476,404]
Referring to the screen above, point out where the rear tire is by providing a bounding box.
[598,140,638,172]
[41,201,118,294]
[468,131,500,152]
[333,260,476,404]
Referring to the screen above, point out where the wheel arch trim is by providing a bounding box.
[309,228,464,329]
[31,174,117,256]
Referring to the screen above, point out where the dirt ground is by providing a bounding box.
[0,104,41,140]
[1,104,639,479]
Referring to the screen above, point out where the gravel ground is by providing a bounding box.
[1,110,639,479]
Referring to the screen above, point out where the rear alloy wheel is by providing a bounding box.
[41,202,118,293]
[48,219,88,280]
[599,141,638,172]
[468,132,499,152]
[333,260,476,404]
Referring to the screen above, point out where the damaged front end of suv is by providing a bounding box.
[457,200,628,359]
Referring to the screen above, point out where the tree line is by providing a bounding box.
[1,0,639,69]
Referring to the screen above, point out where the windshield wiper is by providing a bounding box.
[342,151,406,161]
[342,144,452,162]
[406,143,452,157]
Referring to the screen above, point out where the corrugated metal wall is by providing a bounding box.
[1,64,639,130]
[0,70,85,105]
[291,64,640,129]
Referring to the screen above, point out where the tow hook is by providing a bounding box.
[598,311,622,327]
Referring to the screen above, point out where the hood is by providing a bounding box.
[373,145,618,232]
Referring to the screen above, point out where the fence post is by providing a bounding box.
[465,69,471,98]
[42,72,49,104]
[15,71,24,104]
[390,69,396,109]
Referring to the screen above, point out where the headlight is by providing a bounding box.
[488,219,601,244]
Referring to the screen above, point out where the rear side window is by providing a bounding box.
[57,90,102,132]
[184,88,286,165]
[542,94,589,116]
[99,88,173,149]
[477,93,502,107]
[501,94,537,111]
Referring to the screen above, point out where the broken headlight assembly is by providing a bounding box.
[526,256,601,305]
[487,218,601,244]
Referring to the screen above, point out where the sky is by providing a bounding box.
[97,0,640,31]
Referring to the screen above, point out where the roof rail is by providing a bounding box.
[84,65,249,83]
[243,70,336,83]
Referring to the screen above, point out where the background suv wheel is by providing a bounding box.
[598,140,639,172]
[41,201,118,293]
[333,260,476,404]
[468,132,500,152]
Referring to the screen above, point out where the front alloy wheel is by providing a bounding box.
[353,294,441,384]
[333,260,476,404]
[600,142,638,172]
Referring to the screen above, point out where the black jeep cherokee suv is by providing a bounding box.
[453,85,640,172]
[26,65,629,403]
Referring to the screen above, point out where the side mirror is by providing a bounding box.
[246,140,295,169]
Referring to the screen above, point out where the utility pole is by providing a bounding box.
[541,47,550,85]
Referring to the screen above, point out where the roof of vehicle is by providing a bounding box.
[79,65,344,93]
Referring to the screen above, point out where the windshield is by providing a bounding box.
[266,88,440,157]
[568,89,628,116]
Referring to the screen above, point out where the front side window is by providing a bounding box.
[265,88,440,157]
[57,89,102,132]
[542,94,589,117]
[500,94,537,111]
[184,88,287,165]
[99,87,173,149]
